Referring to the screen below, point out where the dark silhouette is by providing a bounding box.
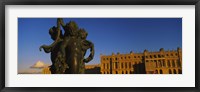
[40,18,94,74]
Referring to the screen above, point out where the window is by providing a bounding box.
[115,58,117,60]
[160,69,163,74]
[162,60,165,67]
[178,69,182,74]
[173,69,177,74]
[172,60,175,67]
[115,62,118,69]
[155,60,157,67]
[169,69,172,74]
[158,60,162,67]
[155,70,158,74]
[167,60,171,67]
[177,60,181,67]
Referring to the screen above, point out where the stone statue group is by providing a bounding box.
[39,18,94,74]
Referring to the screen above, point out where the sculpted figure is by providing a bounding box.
[40,18,94,74]
[78,29,94,73]
[39,19,68,74]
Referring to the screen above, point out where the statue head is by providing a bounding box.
[64,21,79,37]
[78,28,88,39]
[49,26,63,40]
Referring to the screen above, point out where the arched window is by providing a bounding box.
[122,71,124,74]
[173,69,177,74]
[155,70,158,74]
[160,69,163,74]
[169,69,172,74]
[178,69,182,74]
[116,71,118,74]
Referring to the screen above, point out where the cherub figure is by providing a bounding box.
[78,28,94,73]
[39,19,68,74]
[40,18,95,74]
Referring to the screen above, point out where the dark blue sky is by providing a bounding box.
[18,18,182,72]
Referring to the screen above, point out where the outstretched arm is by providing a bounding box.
[83,40,95,63]
[39,19,62,53]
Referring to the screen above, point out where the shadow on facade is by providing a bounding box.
[132,63,146,74]
[85,67,101,74]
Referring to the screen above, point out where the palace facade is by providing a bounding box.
[100,48,182,74]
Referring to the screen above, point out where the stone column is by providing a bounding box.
[165,60,168,67]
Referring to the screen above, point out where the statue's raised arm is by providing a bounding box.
[83,40,94,63]
[39,18,63,53]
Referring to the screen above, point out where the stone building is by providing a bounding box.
[100,48,182,74]
[42,67,51,74]
[85,64,101,74]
